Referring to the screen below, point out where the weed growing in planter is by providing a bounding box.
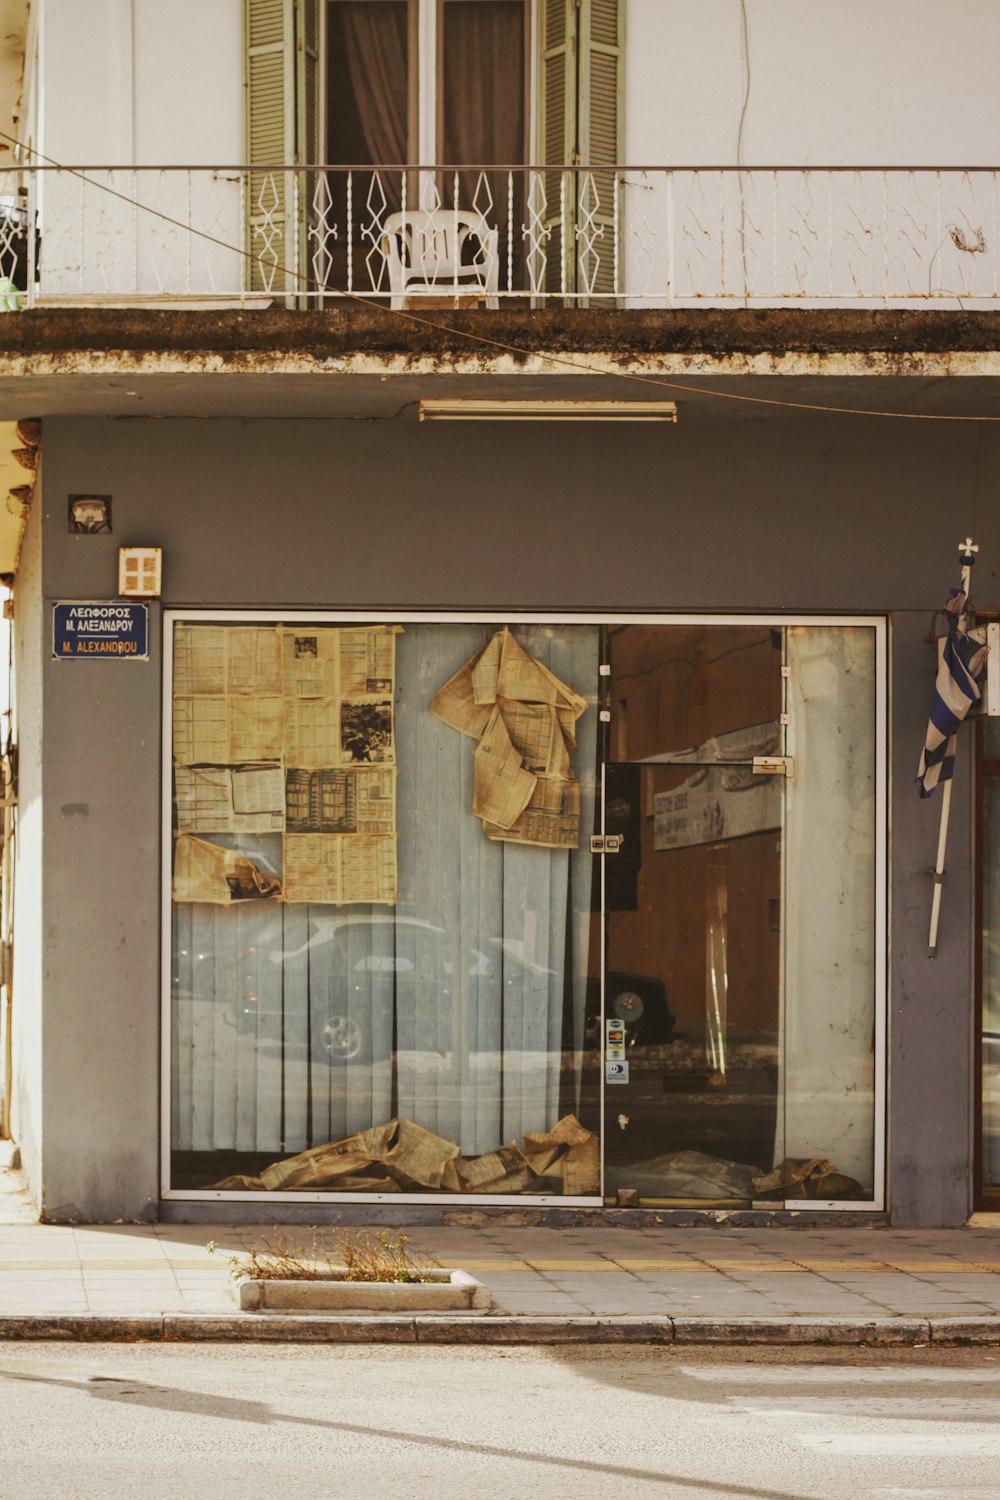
[209,1226,436,1284]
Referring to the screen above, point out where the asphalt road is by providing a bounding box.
[1,1342,999,1499]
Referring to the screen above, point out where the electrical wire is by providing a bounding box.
[5,129,1000,424]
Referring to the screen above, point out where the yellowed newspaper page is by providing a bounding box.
[341,833,397,904]
[387,1118,460,1188]
[228,695,283,762]
[231,766,285,830]
[472,705,536,829]
[429,659,493,738]
[173,697,230,765]
[225,627,282,695]
[174,624,280,696]
[281,627,343,699]
[430,626,588,849]
[283,832,396,904]
[339,626,399,698]
[173,625,226,696]
[501,701,560,773]
[174,767,235,831]
[260,1122,397,1190]
[283,698,341,767]
[484,773,581,849]
[354,766,396,833]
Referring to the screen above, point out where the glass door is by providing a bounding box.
[599,622,882,1209]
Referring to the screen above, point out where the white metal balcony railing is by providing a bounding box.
[0,164,998,309]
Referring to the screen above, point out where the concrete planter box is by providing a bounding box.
[235,1268,490,1314]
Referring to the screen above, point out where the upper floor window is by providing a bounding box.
[325,1,528,171]
[244,0,621,298]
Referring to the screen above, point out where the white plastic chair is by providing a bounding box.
[379,209,499,308]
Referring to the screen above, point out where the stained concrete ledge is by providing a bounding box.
[236,1268,489,1313]
[4,307,1000,361]
[670,1317,931,1346]
[928,1317,1000,1344]
[0,1312,994,1345]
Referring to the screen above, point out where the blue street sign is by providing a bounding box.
[52,602,149,660]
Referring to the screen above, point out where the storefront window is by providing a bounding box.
[168,620,602,1196]
[165,614,884,1205]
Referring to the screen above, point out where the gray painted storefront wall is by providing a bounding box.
[21,413,987,1223]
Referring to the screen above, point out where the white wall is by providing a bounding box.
[37,0,242,166]
[620,1,1000,305]
[33,0,244,299]
[625,0,1000,167]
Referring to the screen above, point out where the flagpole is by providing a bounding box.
[927,778,951,956]
[927,536,978,957]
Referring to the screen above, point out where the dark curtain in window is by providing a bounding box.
[442,1,525,289]
[326,1,410,279]
[332,2,409,166]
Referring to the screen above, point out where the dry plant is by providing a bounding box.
[208,1226,436,1284]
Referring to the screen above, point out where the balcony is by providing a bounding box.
[0,164,998,311]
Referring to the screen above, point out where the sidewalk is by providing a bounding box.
[2,1157,1000,1345]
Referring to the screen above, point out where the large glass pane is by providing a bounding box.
[982,775,1000,1193]
[603,622,878,1207]
[169,619,601,1196]
[779,626,877,1197]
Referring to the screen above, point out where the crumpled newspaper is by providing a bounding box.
[430,626,588,849]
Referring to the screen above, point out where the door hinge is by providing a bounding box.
[752,755,794,778]
[591,834,624,854]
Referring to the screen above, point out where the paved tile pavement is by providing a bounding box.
[2,1158,1000,1329]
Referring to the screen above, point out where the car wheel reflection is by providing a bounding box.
[314,1013,365,1063]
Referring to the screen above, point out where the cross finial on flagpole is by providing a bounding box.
[960,536,979,561]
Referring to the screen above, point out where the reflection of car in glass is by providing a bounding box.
[203,917,559,1066]
[586,971,676,1049]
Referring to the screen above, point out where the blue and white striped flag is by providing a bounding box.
[917,584,989,798]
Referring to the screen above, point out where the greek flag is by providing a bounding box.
[917,585,989,798]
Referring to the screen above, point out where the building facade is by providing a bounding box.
[0,0,998,1225]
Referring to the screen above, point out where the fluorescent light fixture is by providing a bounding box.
[418,399,677,423]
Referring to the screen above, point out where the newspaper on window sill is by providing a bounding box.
[258,1118,458,1192]
[216,1113,600,1196]
[430,626,588,849]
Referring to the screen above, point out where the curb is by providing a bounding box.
[0,1313,998,1345]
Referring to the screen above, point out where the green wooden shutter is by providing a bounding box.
[539,0,575,295]
[577,0,622,297]
[538,0,622,300]
[245,0,318,300]
[297,0,320,302]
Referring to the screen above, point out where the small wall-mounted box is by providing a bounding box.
[118,547,162,599]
